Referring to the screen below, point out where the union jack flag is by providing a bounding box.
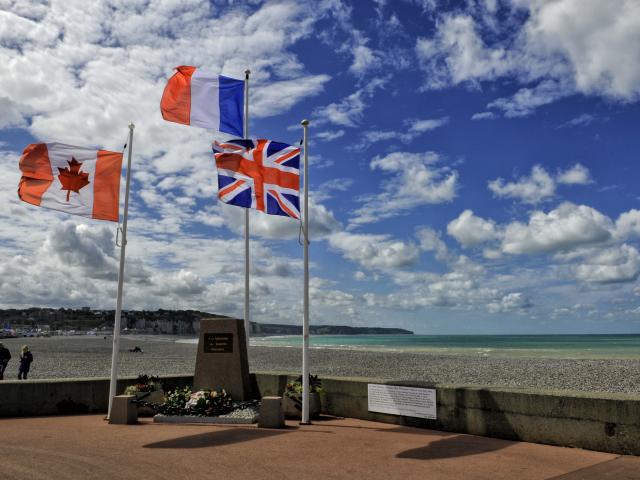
[212,139,301,219]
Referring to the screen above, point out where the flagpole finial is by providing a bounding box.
[301,119,309,126]
[245,69,251,78]
[129,123,135,130]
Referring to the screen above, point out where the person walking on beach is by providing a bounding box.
[18,345,33,380]
[0,342,10,380]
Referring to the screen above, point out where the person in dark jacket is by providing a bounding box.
[0,342,10,380]
[18,345,33,380]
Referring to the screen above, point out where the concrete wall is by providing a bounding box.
[254,373,640,456]
[0,375,192,416]
[1,373,639,455]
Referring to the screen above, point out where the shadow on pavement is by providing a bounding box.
[143,427,290,449]
[546,457,640,480]
[380,426,457,438]
[396,434,513,460]
[395,386,521,460]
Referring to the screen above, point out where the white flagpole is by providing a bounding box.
[107,123,135,420]
[301,119,310,424]
[244,69,251,348]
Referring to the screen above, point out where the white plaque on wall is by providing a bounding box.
[368,384,436,419]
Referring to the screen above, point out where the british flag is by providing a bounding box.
[212,139,301,219]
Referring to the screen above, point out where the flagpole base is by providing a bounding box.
[299,421,312,426]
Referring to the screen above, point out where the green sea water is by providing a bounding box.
[250,334,640,359]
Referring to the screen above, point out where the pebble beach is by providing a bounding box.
[1,335,639,394]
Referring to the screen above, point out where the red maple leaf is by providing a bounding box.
[58,157,90,202]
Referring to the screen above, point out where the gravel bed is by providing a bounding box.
[154,412,258,424]
[1,336,639,394]
[153,401,260,424]
[250,347,640,394]
[221,404,260,420]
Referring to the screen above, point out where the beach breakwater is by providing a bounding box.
[1,374,639,455]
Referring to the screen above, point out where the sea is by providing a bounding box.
[239,334,640,359]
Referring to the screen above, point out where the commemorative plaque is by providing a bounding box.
[203,333,234,353]
[367,384,436,419]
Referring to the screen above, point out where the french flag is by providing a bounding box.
[160,66,244,136]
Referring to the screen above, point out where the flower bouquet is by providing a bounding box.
[125,374,162,394]
[156,387,234,417]
[283,374,323,419]
[124,374,164,416]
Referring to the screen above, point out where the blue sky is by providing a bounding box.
[1,0,640,334]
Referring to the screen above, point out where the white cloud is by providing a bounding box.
[333,224,532,314]
[42,223,119,280]
[351,151,458,225]
[556,163,592,185]
[572,244,640,284]
[471,111,496,120]
[501,203,613,255]
[616,209,640,239]
[489,165,556,204]
[447,209,499,247]
[367,268,528,313]
[407,0,439,13]
[0,208,352,322]
[221,200,341,241]
[415,227,449,261]
[350,44,381,76]
[361,130,396,144]
[313,90,367,127]
[354,117,449,150]
[563,113,596,128]
[487,79,571,118]
[415,0,640,115]
[312,77,387,127]
[416,14,511,89]
[524,0,640,100]
[551,307,570,318]
[0,97,27,128]
[408,117,450,133]
[311,178,354,203]
[482,248,502,260]
[154,270,206,296]
[3,0,639,324]
[328,232,419,270]
[447,201,640,286]
[317,4,384,78]
[489,164,593,204]
[310,277,357,311]
[252,75,331,118]
[487,292,532,313]
[0,1,371,325]
[316,129,345,142]
[0,0,334,173]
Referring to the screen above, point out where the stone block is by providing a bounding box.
[109,395,137,425]
[194,318,251,401]
[258,396,285,429]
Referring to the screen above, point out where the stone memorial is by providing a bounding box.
[194,317,251,400]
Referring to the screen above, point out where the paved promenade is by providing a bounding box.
[1,415,638,479]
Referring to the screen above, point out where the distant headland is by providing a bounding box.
[0,308,413,336]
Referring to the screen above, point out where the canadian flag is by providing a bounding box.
[18,143,123,222]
